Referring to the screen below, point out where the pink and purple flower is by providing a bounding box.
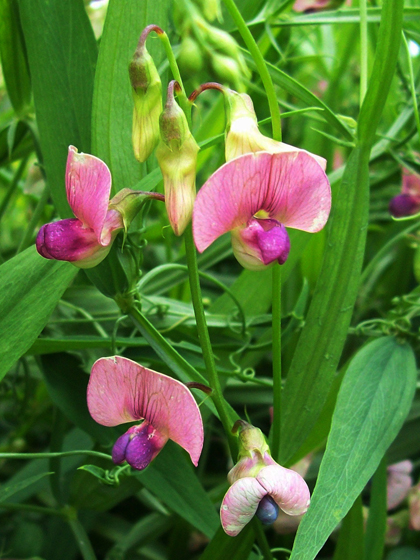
[87,356,204,470]
[193,151,331,270]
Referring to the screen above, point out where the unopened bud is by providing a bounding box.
[130,30,163,162]
[178,36,204,76]
[156,81,199,236]
[210,52,247,92]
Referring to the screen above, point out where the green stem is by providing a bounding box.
[0,156,28,223]
[221,0,282,141]
[184,225,237,457]
[271,264,282,461]
[402,31,420,141]
[0,450,113,461]
[252,517,274,560]
[359,0,368,106]
[0,502,66,518]
[158,32,191,126]
[16,181,50,254]
[50,408,67,506]
[66,509,98,560]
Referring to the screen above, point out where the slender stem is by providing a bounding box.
[0,156,28,223]
[16,181,50,254]
[0,450,113,461]
[220,0,282,141]
[184,225,237,457]
[402,32,420,140]
[158,32,191,125]
[67,509,98,560]
[359,0,368,105]
[50,408,67,506]
[271,264,282,461]
[252,518,274,560]
[0,502,66,518]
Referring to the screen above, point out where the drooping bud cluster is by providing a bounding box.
[174,0,250,91]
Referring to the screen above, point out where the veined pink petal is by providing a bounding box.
[256,464,310,516]
[220,477,267,536]
[36,218,112,269]
[402,168,420,197]
[87,357,204,466]
[193,151,330,253]
[66,146,112,242]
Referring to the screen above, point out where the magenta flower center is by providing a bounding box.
[112,421,168,471]
[241,217,291,266]
[389,194,420,218]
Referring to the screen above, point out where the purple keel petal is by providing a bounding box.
[87,357,204,466]
[389,194,420,218]
[36,218,112,268]
[220,477,267,536]
[66,146,112,242]
[231,218,290,270]
[256,464,310,516]
[112,423,169,470]
[255,495,280,525]
[193,151,330,253]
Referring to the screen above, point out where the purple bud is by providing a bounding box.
[111,422,168,471]
[389,194,420,218]
[256,495,280,525]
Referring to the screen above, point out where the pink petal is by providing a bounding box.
[387,460,413,510]
[402,168,420,197]
[66,146,112,242]
[220,477,267,536]
[193,151,330,253]
[256,465,310,516]
[87,357,204,466]
[36,218,112,268]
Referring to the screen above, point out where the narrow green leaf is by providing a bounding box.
[0,247,77,382]
[41,353,119,447]
[0,472,52,503]
[91,0,169,191]
[136,441,220,539]
[280,146,370,464]
[198,524,256,560]
[18,0,97,217]
[0,0,31,115]
[387,548,420,560]
[333,495,365,560]
[290,337,417,560]
[365,457,387,560]
[357,0,404,147]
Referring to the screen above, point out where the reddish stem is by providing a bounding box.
[138,24,164,50]
[188,82,225,103]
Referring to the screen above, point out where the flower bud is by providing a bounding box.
[210,53,246,93]
[194,0,222,21]
[129,41,162,162]
[156,81,199,236]
[178,36,204,77]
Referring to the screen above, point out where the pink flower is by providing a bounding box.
[87,356,204,470]
[387,460,413,510]
[220,422,310,536]
[389,167,420,218]
[193,151,331,270]
[36,146,124,268]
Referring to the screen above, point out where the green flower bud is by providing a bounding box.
[129,39,162,163]
[156,81,199,236]
[194,0,222,22]
[178,36,204,77]
[210,52,246,92]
